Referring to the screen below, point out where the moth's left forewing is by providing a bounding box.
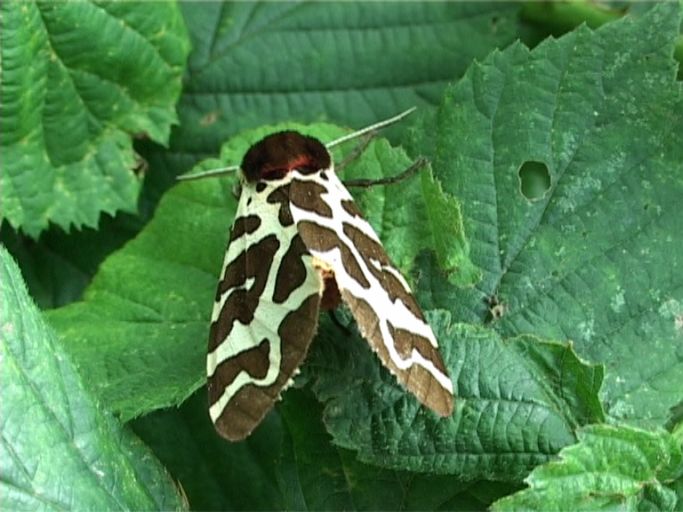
[208,179,323,441]
[288,169,454,416]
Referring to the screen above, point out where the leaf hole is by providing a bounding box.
[518,161,551,201]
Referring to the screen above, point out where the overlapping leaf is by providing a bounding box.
[148,2,530,186]
[277,388,520,511]
[0,247,184,510]
[0,1,189,236]
[132,391,284,511]
[308,311,603,481]
[492,425,682,510]
[132,386,519,511]
[411,2,683,427]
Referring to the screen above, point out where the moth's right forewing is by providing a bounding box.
[289,170,454,417]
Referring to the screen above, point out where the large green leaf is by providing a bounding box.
[491,424,683,510]
[132,386,519,511]
[148,2,530,185]
[277,387,520,511]
[412,2,683,427]
[308,311,603,481]
[132,390,284,511]
[0,246,184,510]
[0,1,190,236]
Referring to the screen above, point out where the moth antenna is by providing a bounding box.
[336,132,375,171]
[326,107,417,149]
[176,165,240,182]
[179,107,416,182]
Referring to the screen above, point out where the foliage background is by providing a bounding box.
[1,1,682,510]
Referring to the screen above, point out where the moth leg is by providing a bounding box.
[343,157,429,188]
[336,131,376,171]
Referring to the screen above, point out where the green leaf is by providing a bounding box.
[0,216,138,309]
[0,246,184,510]
[414,3,683,426]
[278,387,519,511]
[491,425,683,511]
[148,2,531,187]
[421,169,481,287]
[308,310,603,481]
[133,386,518,511]
[132,390,284,511]
[0,1,190,236]
[46,122,465,421]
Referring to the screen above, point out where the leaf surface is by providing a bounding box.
[147,2,529,187]
[133,390,284,511]
[277,387,520,511]
[0,246,184,511]
[308,311,603,480]
[0,1,190,236]
[412,2,683,427]
[491,425,683,510]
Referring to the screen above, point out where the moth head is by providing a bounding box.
[241,131,332,182]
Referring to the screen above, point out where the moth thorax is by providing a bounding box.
[241,131,332,182]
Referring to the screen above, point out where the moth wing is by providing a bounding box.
[289,171,454,416]
[208,183,322,441]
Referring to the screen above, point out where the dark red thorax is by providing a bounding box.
[241,131,331,182]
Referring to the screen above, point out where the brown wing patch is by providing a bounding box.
[402,361,453,416]
[320,272,341,310]
[266,186,294,227]
[209,235,279,351]
[229,215,261,242]
[341,293,389,361]
[208,338,270,404]
[273,235,309,304]
[211,294,320,441]
[388,323,448,375]
[342,223,423,318]
[289,180,333,218]
[340,199,361,217]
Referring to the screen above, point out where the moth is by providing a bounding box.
[183,110,454,441]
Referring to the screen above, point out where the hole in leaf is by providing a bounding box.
[518,161,551,201]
